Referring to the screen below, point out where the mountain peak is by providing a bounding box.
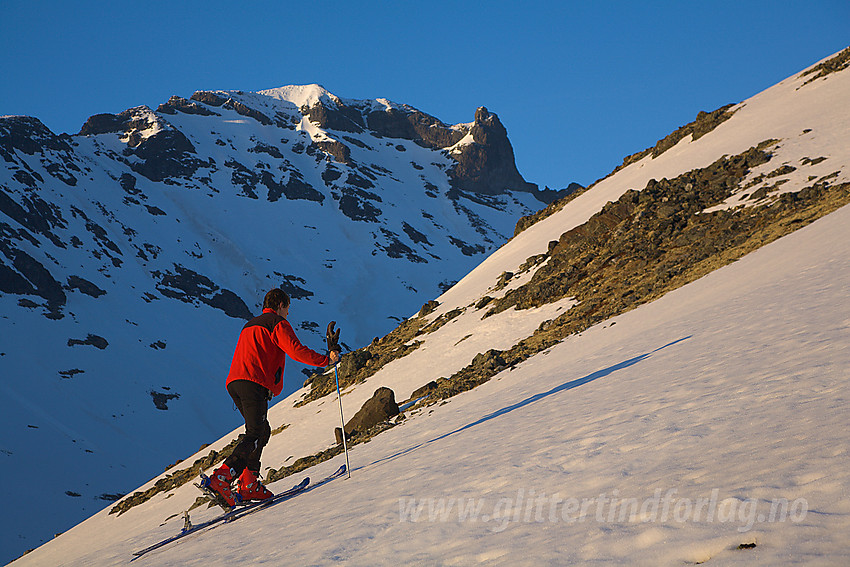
[256,84,339,109]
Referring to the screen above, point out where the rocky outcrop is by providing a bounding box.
[0,116,74,159]
[153,264,251,319]
[800,47,850,86]
[79,107,204,182]
[448,107,537,197]
[305,100,365,133]
[157,96,220,116]
[299,97,538,200]
[67,334,108,349]
[367,106,463,149]
[341,387,400,439]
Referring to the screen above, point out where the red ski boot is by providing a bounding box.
[237,468,273,502]
[204,464,238,507]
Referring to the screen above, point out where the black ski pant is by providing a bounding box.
[224,379,272,475]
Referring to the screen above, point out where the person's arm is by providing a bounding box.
[273,319,331,366]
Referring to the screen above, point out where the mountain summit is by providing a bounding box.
[7,46,850,566]
[0,85,549,561]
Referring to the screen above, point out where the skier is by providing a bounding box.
[205,288,341,505]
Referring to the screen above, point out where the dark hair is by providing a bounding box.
[263,288,290,311]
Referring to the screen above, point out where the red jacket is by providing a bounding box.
[226,308,329,397]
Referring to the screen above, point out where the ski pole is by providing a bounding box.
[327,321,351,478]
[333,362,351,479]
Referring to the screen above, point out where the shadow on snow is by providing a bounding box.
[365,335,692,470]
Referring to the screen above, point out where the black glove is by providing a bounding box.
[326,321,341,353]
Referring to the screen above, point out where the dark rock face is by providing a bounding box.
[344,387,399,437]
[223,98,273,126]
[67,334,109,349]
[153,265,251,319]
[0,183,67,246]
[448,107,537,196]
[189,91,229,107]
[407,381,438,402]
[262,170,325,203]
[0,116,74,159]
[0,248,66,307]
[799,46,850,85]
[79,107,204,182]
[305,101,365,133]
[365,106,464,149]
[131,129,201,182]
[315,140,351,164]
[157,96,220,116]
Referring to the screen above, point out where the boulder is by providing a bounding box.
[343,387,399,438]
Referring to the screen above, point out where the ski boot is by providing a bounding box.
[201,464,238,507]
[237,468,274,501]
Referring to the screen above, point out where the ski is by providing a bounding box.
[217,464,347,525]
[130,475,310,560]
[130,465,345,559]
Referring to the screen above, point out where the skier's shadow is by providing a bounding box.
[365,335,692,470]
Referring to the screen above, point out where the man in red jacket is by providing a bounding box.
[205,288,340,505]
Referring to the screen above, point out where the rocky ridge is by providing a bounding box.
[0,84,547,558]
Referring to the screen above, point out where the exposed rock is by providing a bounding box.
[378,228,427,262]
[338,186,382,222]
[154,264,251,319]
[226,159,260,198]
[118,173,141,195]
[305,101,365,133]
[1,116,74,158]
[149,389,180,410]
[0,248,66,307]
[249,141,284,159]
[448,236,485,256]
[407,381,438,403]
[223,98,273,126]
[800,47,850,86]
[615,104,738,175]
[189,91,228,107]
[365,106,464,149]
[0,184,67,246]
[418,300,439,317]
[157,96,220,116]
[67,334,109,349]
[315,140,351,164]
[79,107,204,182]
[262,171,325,203]
[277,273,314,300]
[343,387,400,438]
[402,221,432,246]
[298,316,427,406]
[131,128,201,182]
[448,107,538,197]
[59,369,84,379]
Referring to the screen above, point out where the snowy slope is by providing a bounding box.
[9,50,850,565]
[13,153,850,567]
[0,86,543,562]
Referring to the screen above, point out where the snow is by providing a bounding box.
[0,77,542,561]
[258,84,338,109]
[447,130,477,154]
[430,48,850,321]
[15,183,850,567]
[8,50,850,566]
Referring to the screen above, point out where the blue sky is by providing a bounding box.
[1,0,847,189]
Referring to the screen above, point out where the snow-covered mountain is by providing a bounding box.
[0,85,554,563]
[9,46,850,565]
